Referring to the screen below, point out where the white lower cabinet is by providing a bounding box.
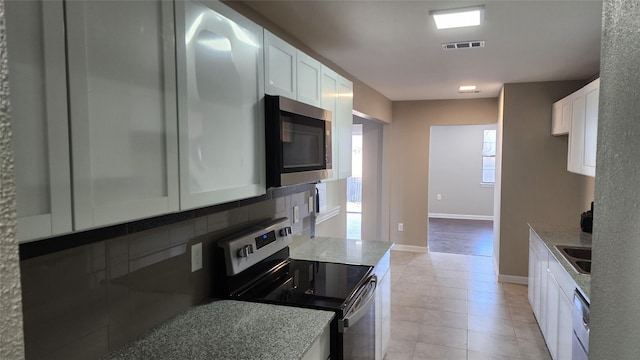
[301,323,331,360]
[5,0,73,242]
[545,271,560,359]
[175,0,266,210]
[375,249,391,360]
[557,290,574,360]
[66,0,180,230]
[529,230,574,360]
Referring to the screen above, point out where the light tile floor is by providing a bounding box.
[385,250,552,360]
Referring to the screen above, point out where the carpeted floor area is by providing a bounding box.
[428,218,494,257]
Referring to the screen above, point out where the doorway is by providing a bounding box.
[427,124,496,256]
[346,124,362,240]
[346,115,384,241]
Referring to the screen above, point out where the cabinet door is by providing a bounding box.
[265,30,296,99]
[321,66,339,181]
[545,271,560,359]
[552,96,570,136]
[567,78,599,177]
[378,267,391,359]
[582,79,599,176]
[557,292,574,360]
[176,0,265,210]
[528,243,535,306]
[337,77,354,179]
[6,0,72,242]
[568,87,586,174]
[66,0,179,230]
[561,97,572,136]
[296,51,322,107]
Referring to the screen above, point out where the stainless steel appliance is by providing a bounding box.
[572,290,590,360]
[265,95,333,187]
[214,217,376,360]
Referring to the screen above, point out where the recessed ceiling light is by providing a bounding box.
[459,85,477,91]
[431,6,484,30]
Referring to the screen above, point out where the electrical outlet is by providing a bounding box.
[293,205,300,223]
[309,196,314,213]
[437,194,442,200]
[398,223,404,232]
[191,242,203,272]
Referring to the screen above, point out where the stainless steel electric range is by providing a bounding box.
[214,217,377,360]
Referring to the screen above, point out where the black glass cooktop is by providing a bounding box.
[240,259,373,312]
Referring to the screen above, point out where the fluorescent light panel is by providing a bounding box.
[431,6,484,30]
[459,85,477,91]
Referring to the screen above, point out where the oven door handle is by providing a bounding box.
[338,275,377,333]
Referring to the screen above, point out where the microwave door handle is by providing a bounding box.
[338,275,377,333]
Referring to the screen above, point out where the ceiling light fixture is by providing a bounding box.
[431,6,484,30]
[459,85,477,91]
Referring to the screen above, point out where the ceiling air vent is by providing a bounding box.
[442,40,485,50]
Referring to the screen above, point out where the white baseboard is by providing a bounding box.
[498,274,528,285]
[428,213,494,221]
[391,244,428,253]
[315,206,341,225]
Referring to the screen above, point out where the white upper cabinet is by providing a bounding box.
[321,66,354,180]
[265,30,322,107]
[6,0,72,242]
[568,78,599,177]
[264,30,296,99]
[337,77,354,179]
[321,65,339,181]
[66,0,180,230]
[583,79,599,175]
[551,95,571,136]
[175,0,265,210]
[296,51,322,107]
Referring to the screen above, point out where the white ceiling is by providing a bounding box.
[241,0,603,101]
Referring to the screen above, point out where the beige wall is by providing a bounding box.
[498,81,595,278]
[315,179,348,238]
[389,98,499,247]
[224,1,393,123]
[428,124,496,217]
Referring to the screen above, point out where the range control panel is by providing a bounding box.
[218,217,293,276]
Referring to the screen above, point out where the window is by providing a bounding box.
[482,129,497,184]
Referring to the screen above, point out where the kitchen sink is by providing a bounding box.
[575,260,591,273]
[555,245,592,274]
[557,246,591,261]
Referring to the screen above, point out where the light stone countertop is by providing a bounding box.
[529,223,592,301]
[290,236,393,266]
[103,300,334,360]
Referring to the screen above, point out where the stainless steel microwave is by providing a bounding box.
[265,95,333,188]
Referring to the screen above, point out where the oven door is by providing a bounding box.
[340,275,377,360]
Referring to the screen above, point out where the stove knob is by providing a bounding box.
[246,244,254,254]
[279,227,292,237]
[237,247,248,258]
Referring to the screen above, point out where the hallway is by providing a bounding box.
[385,250,550,360]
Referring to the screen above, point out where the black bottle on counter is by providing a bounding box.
[580,201,594,233]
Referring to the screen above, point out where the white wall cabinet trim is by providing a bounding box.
[6,0,73,242]
[66,0,180,230]
[175,0,266,211]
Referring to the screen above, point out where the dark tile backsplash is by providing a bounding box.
[19,187,314,359]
